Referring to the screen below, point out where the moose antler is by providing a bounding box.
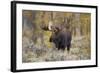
[41,21,53,31]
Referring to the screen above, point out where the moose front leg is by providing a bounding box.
[58,48,60,50]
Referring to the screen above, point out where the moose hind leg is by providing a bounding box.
[67,45,70,52]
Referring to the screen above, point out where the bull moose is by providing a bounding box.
[41,22,72,52]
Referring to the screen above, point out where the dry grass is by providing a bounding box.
[22,36,91,63]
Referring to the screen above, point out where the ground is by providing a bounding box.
[22,35,91,63]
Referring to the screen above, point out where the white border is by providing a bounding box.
[16,4,96,70]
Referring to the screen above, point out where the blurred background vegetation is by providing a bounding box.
[22,10,91,63]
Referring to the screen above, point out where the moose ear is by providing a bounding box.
[41,24,49,31]
[48,21,53,30]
